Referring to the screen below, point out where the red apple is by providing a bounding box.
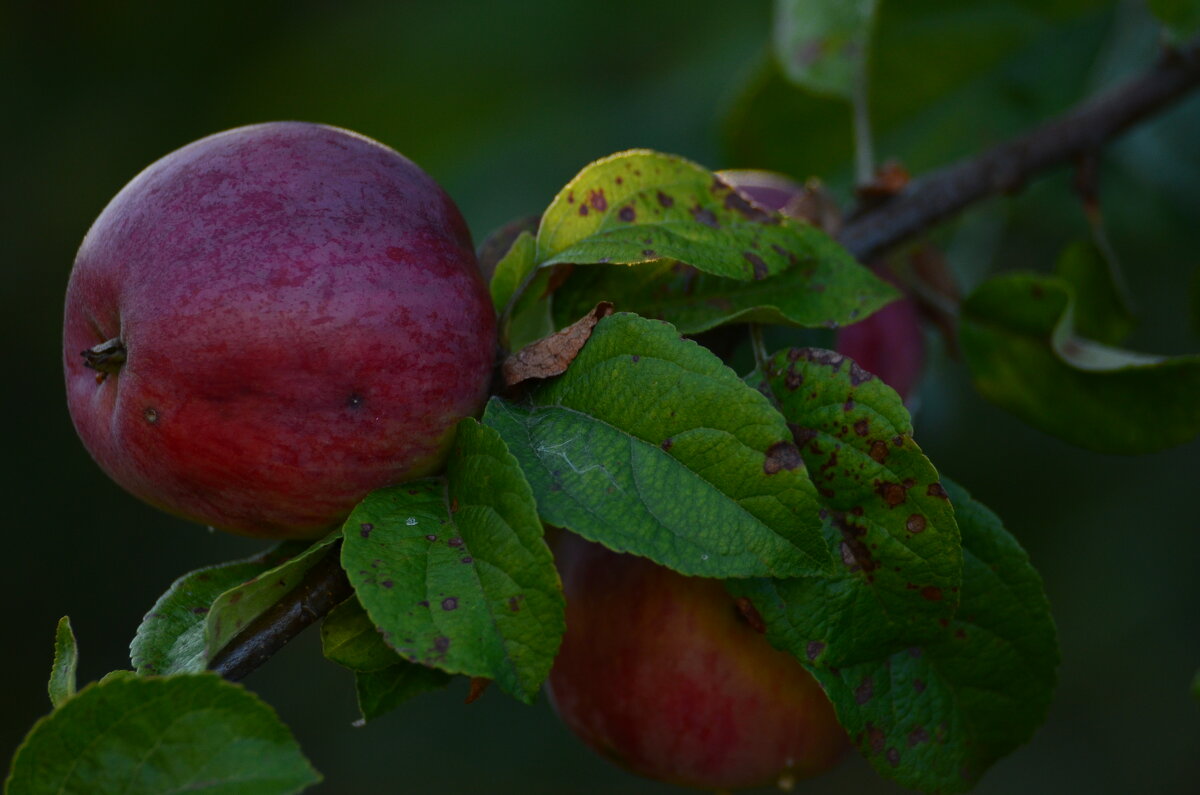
[718,169,925,401]
[63,122,495,538]
[834,267,925,402]
[546,532,847,790]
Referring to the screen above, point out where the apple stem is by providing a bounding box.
[82,338,126,375]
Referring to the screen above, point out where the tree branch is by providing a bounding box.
[207,38,1200,685]
[210,542,353,682]
[839,37,1200,262]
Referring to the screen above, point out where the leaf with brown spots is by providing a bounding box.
[807,480,1058,793]
[535,150,866,284]
[484,313,829,579]
[340,419,563,703]
[502,302,613,387]
[728,346,961,667]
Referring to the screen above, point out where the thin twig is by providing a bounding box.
[838,37,1200,262]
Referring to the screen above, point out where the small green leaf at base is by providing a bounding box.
[204,533,342,662]
[48,617,78,708]
[130,543,307,676]
[6,673,320,795]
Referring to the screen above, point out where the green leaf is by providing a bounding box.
[321,597,453,722]
[1053,240,1134,345]
[130,543,307,676]
[490,230,537,314]
[507,266,558,352]
[960,272,1200,453]
[536,150,856,282]
[5,673,319,795]
[204,533,342,662]
[341,419,564,703]
[353,663,451,724]
[484,312,829,579]
[551,258,897,334]
[48,617,78,708]
[321,596,407,673]
[728,348,961,666]
[808,480,1058,793]
[1148,0,1200,40]
[773,0,879,99]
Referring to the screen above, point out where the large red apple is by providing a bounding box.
[546,532,847,790]
[63,122,495,538]
[718,169,925,401]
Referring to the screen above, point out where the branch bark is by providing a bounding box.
[208,37,1200,685]
[838,37,1200,262]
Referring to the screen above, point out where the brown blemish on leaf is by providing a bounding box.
[848,361,875,386]
[734,597,766,633]
[906,514,927,533]
[743,251,769,280]
[641,248,657,257]
[875,480,906,507]
[465,677,491,704]
[433,636,450,653]
[660,437,673,451]
[785,366,804,391]
[913,678,927,693]
[763,441,804,474]
[921,586,943,601]
[657,190,674,208]
[441,597,459,610]
[855,677,874,705]
[854,419,870,436]
[508,595,524,612]
[691,205,719,228]
[886,748,901,768]
[907,726,930,747]
[806,641,825,661]
[578,203,589,217]
[618,205,636,222]
[722,188,776,223]
[448,537,463,548]
[381,580,394,589]
[834,513,878,575]
[866,724,886,753]
[587,189,607,212]
[502,302,614,386]
[788,424,818,450]
[927,482,949,499]
[359,522,373,538]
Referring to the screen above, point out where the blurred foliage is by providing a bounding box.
[4,1,1199,793]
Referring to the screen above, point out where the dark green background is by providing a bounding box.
[4,1,1198,792]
